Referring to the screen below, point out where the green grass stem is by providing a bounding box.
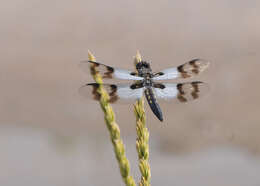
[134,52,151,186]
[88,51,136,186]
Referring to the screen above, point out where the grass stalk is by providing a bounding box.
[134,52,151,186]
[88,51,136,186]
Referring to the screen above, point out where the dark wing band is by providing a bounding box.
[153,81,209,103]
[79,83,144,103]
[79,61,144,80]
[152,59,209,80]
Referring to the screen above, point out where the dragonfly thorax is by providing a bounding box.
[143,77,153,88]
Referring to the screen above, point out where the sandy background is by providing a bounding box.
[0,0,260,185]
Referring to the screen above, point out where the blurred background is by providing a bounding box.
[1,0,260,185]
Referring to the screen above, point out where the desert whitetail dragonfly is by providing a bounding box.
[79,59,209,121]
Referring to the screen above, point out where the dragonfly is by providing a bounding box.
[79,59,209,122]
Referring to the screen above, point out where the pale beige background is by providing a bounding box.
[0,0,260,185]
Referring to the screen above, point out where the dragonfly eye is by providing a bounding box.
[136,63,142,69]
[144,62,150,68]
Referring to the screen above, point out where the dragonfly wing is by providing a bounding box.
[79,61,143,80]
[79,83,144,103]
[153,59,209,80]
[153,81,209,103]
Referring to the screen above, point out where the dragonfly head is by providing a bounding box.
[136,61,152,76]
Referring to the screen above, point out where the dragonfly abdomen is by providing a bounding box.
[144,88,163,122]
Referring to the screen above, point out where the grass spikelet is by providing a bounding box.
[88,50,136,186]
[134,51,151,186]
